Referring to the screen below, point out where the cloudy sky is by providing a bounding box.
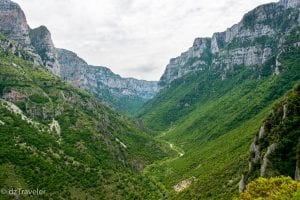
[14,0,277,80]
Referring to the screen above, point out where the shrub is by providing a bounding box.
[237,176,300,200]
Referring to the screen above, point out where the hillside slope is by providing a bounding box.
[138,0,300,131]
[138,0,300,199]
[143,49,300,199]
[0,35,170,199]
[240,83,300,191]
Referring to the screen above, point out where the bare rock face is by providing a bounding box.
[30,26,60,76]
[0,0,57,70]
[261,143,277,177]
[56,48,86,88]
[239,175,246,193]
[57,48,159,102]
[159,38,211,86]
[159,0,300,86]
[85,65,159,99]
[0,0,31,46]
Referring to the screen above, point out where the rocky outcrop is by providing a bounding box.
[0,33,42,65]
[56,48,86,88]
[49,118,61,136]
[159,0,300,86]
[239,175,246,193]
[249,137,260,171]
[0,0,31,46]
[159,38,211,86]
[30,26,60,76]
[0,0,55,69]
[260,143,277,177]
[173,177,196,192]
[240,84,300,192]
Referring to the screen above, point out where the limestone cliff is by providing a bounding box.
[29,26,60,76]
[159,0,300,86]
[0,0,31,46]
[57,48,159,114]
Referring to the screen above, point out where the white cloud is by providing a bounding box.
[14,0,278,80]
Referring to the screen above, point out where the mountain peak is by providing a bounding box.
[159,0,300,86]
[0,0,31,46]
[30,25,60,76]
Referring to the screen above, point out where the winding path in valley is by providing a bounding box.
[142,136,194,194]
[143,137,185,177]
[167,142,184,158]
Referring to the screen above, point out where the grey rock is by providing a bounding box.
[30,26,60,76]
[249,137,260,171]
[261,143,277,177]
[0,0,31,46]
[56,48,86,88]
[239,175,246,193]
[57,48,159,101]
[283,104,288,120]
[160,37,211,86]
[258,125,266,139]
[159,0,300,86]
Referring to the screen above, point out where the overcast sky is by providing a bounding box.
[14,0,277,80]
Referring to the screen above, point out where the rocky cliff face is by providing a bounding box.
[159,38,212,86]
[159,0,300,86]
[56,48,86,88]
[0,0,31,46]
[0,0,56,73]
[239,84,300,191]
[30,26,60,76]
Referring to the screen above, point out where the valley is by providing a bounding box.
[0,0,300,199]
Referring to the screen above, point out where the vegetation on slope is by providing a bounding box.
[236,177,300,200]
[139,26,300,199]
[0,36,172,199]
[242,83,300,188]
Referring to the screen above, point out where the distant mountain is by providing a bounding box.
[0,0,159,115]
[56,48,159,115]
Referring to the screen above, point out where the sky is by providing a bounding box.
[14,0,278,81]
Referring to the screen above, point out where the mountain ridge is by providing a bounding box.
[0,0,159,115]
[158,0,300,87]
